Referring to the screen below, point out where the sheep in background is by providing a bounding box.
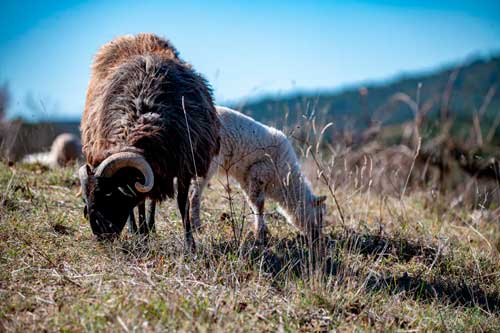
[190,106,326,242]
[22,133,82,168]
[51,133,82,167]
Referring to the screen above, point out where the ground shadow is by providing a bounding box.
[113,229,500,313]
[366,272,500,313]
[209,231,500,313]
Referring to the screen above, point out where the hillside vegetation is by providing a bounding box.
[240,55,500,143]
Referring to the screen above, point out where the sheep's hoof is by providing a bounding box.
[184,236,196,254]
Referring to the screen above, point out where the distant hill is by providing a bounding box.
[238,55,500,136]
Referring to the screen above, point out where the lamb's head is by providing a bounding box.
[79,152,154,240]
[295,195,327,241]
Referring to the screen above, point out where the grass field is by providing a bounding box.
[1,161,500,332]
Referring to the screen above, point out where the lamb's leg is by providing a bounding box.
[190,160,217,230]
[189,178,205,230]
[246,172,268,243]
[146,200,156,233]
[178,178,195,252]
[127,209,138,234]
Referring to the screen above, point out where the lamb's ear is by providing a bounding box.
[313,195,327,207]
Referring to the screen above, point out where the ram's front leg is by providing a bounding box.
[127,209,138,235]
[137,201,148,235]
[146,200,156,233]
[128,200,156,236]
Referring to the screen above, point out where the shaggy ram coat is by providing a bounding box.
[80,33,220,247]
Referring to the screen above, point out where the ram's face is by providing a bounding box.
[88,177,140,239]
[80,165,142,240]
[79,153,154,240]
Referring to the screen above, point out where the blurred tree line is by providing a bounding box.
[240,55,500,145]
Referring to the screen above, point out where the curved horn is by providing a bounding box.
[94,152,154,193]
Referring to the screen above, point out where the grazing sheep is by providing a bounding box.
[51,133,82,167]
[79,33,220,248]
[190,106,326,242]
[22,133,82,168]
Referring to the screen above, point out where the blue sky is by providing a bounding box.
[1,0,499,120]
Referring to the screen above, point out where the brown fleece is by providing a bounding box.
[81,33,220,201]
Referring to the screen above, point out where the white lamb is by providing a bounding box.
[190,106,326,241]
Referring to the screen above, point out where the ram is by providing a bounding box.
[79,34,220,249]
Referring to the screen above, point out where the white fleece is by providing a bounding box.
[190,106,325,239]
